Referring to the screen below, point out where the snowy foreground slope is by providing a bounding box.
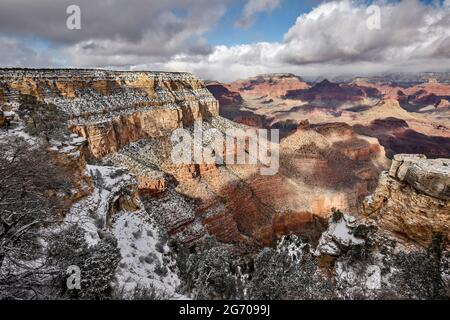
[66,165,184,298]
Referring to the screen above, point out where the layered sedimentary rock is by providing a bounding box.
[279,122,388,217]
[228,73,310,98]
[210,73,450,160]
[283,79,381,106]
[362,154,449,246]
[205,81,258,127]
[388,154,449,200]
[206,75,313,137]
[0,69,390,248]
[354,117,450,159]
[98,115,387,246]
[0,69,219,158]
[437,99,450,109]
[353,78,450,112]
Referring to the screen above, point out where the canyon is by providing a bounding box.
[0,69,387,249]
[0,68,448,300]
[0,69,448,251]
[207,73,450,158]
[362,154,449,247]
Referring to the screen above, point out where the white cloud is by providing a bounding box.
[0,0,228,58]
[236,0,282,28]
[1,0,450,82]
[151,0,450,82]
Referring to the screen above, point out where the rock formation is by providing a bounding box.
[209,73,450,160]
[353,117,450,159]
[0,69,218,158]
[2,68,449,300]
[283,79,381,106]
[316,212,365,257]
[437,99,450,109]
[0,69,406,250]
[205,81,262,128]
[228,73,310,98]
[362,154,449,247]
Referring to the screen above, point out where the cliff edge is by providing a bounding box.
[363,154,449,246]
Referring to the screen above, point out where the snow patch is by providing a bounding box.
[112,211,184,298]
[316,213,364,256]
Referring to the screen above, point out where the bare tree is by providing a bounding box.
[0,136,72,299]
[17,95,69,142]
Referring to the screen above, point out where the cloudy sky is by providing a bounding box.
[0,0,449,81]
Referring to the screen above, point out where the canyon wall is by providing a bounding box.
[362,154,449,246]
[0,69,390,249]
[0,69,218,158]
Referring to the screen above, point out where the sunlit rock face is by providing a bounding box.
[0,69,219,158]
[279,121,389,218]
[363,154,450,247]
[228,73,311,99]
[209,73,450,162]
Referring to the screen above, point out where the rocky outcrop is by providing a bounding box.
[104,152,167,196]
[86,165,142,227]
[353,117,450,159]
[91,114,387,247]
[0,69,391,249]
[283,79,381,107]
[279,122,388,217]
[0,69,219,158]
[228,73,310,98]
[206,81,244,107]
[205,82,255,127]
[316,212,365,257]
[362,154,449,246]
[49,134,93,208]
[437,99,450,109]
[388,154,449,200]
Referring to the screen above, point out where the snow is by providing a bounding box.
[65,190,102,247]
[66,164,185,298]
[59,145,77,153]
[0,122,39,146]
[65,165,136,246]
[365,195,374,207]
[335,260,384,298]
[49,139,63,147]
[112,211,184,298]
[3,111,14,117]
[365,265,382,290]
[277,235,308,261]
[316,213,365,256]
[71,136,87,145]
[331,219,365,247]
